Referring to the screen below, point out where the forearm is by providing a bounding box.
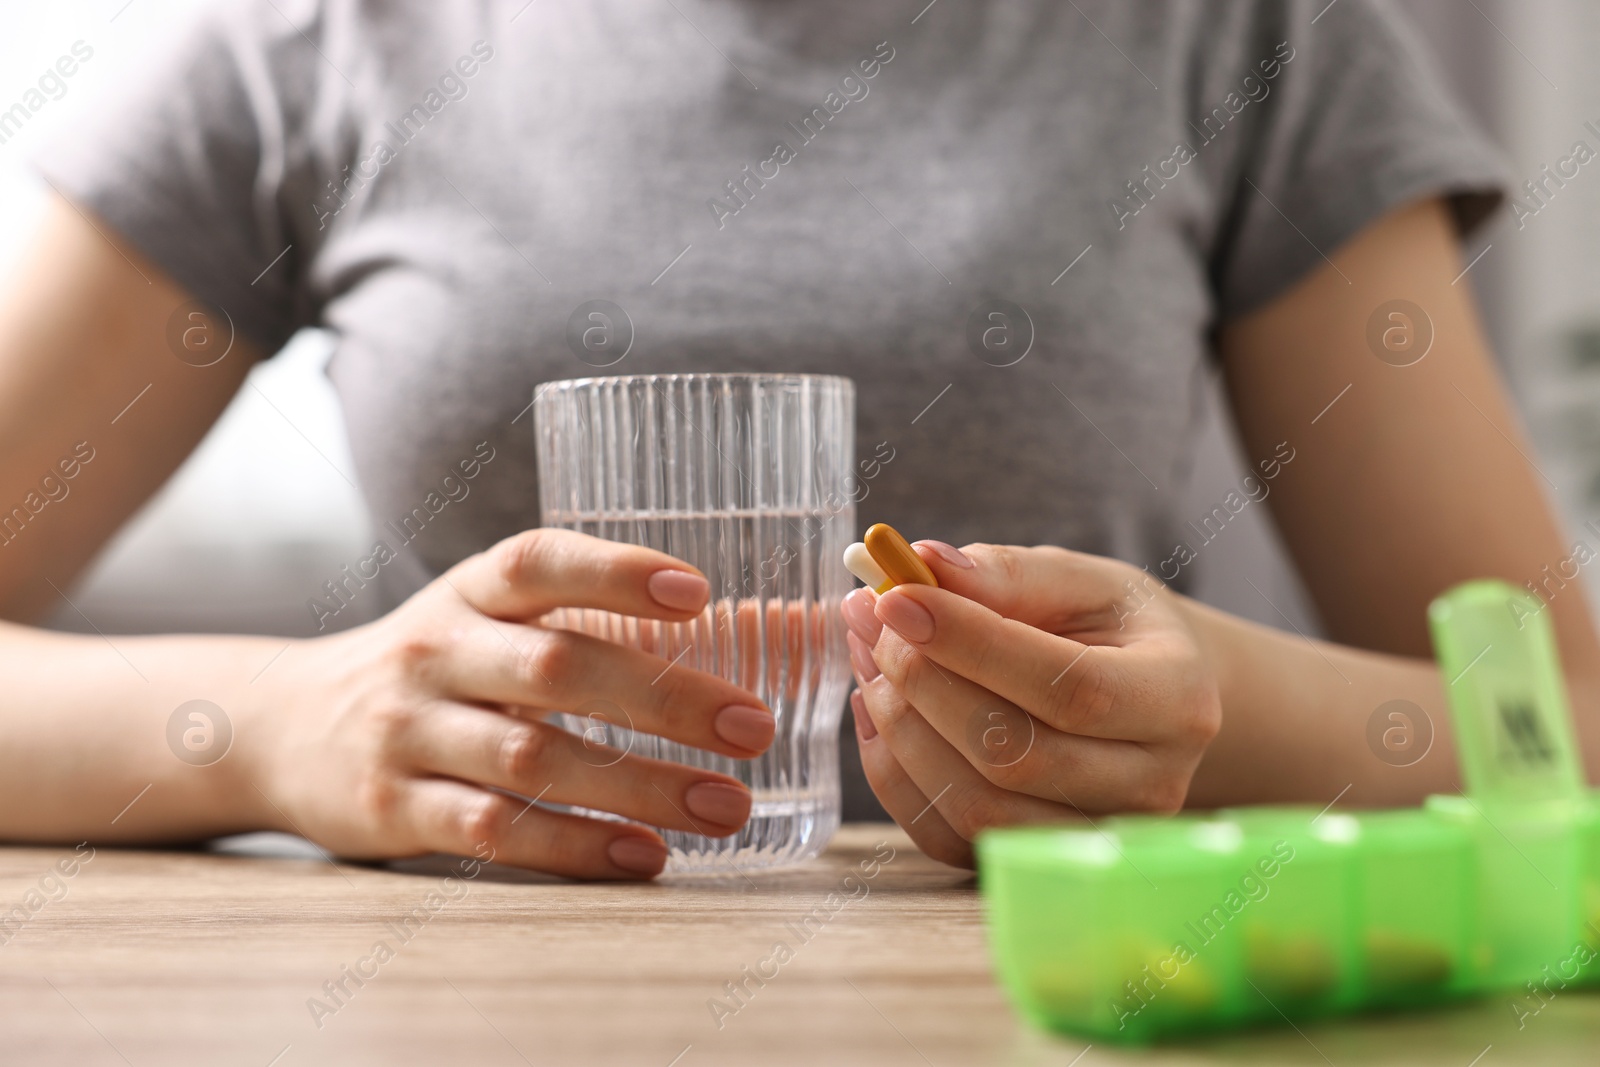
[0,620,286,843]
[1183,596,1600,809]
[1182,597,1458,809]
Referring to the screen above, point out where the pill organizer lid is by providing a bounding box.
[1427,580,1584,806]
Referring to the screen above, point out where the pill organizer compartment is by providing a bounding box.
[978,819,1250,1042]
[1210,807,1363,1021]
[1346,809,1477,1006]
[1425,794,1584,989]
[1577,798,1600,986]
[1101,816,1256,1037]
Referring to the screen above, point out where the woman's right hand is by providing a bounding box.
[241,529,776,880]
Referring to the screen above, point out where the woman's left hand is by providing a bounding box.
[842,541,1222,868]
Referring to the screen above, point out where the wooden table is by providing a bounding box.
[1,825,1596,1066]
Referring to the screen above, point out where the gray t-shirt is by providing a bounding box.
[38,0,1505,820]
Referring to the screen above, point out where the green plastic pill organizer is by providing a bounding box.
[976,580,1600,1042]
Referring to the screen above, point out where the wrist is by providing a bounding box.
[1172,593,1239,711]
[214,636,310,835]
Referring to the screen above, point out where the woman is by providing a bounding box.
[1,0,1593,877]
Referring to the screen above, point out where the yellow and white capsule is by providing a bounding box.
[844,523,940,592]
[844,541,893,593]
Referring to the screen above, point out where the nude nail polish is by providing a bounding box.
[851,690,877,741]
[685,781,752,827]
[714,704,775,751]
[647,569,709,612]
[608,835,668,875]
[848,631,881,682]
[841,587,883,644]
[915,540,975,568]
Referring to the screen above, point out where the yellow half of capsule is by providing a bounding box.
[864,523,939,589]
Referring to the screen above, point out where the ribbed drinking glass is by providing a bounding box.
[534,373,855,872]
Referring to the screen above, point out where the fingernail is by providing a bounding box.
[916,540,975,569]
[876,591,935,644]
[608,835,668,875]
[647,569,709,612]
[714,704,775,751]
[847,631,881,682]
[685,781,752,827]
[841,587,883,644]
[851,690,877,741]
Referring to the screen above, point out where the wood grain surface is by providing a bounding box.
[0,825,1595,1066]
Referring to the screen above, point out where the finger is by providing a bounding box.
[401,703,753,838]
[870,625,1159,810]
[856,671,1069,840]
[400,777,671,880]
[873,582,1185,742]
[426,618,775,757]
[852,689,972,868]
[910,541,1142,634]
[444,527,713,623]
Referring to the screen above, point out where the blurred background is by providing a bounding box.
[5,0,1599,639]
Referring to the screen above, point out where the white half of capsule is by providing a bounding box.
[843,541,890,591]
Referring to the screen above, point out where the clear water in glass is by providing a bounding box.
[534,374,855,872]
